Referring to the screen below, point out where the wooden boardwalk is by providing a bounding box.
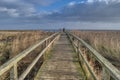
[0,32,119,80]
[34,33,85,80]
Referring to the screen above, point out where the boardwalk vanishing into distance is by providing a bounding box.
[0,31,120,80]
[34,33,85,80]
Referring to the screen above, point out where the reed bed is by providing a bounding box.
[71,30,120,67]
[0,30,53,65]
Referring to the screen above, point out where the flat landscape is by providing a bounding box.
[0,30,120,80]
[71,30,120,70]
[0,30,54,79]
[1,0,120,79]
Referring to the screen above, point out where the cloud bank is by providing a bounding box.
[0,0,120,29]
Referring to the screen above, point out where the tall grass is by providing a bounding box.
[72,30,120,66]
[0,30,53,65]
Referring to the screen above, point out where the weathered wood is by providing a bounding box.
[34,33,85,80]
[77,47,97,80]
[10,68,14,80]
[45,40,48,47]
[66,31,120,80]
[18,34,60,80]
[10,63,18,80]
[102,67,110,80]
[67,33,97,80]
[0,32,59,77]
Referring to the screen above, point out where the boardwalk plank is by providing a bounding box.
[34,33,85,80]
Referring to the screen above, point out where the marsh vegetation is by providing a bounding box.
[0,30,54,79]
[71,30,120,69]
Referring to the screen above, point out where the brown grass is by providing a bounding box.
[0,30,53,65]
[0,30,54,79]
[71,30,120,67]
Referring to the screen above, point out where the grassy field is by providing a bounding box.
[0,30,54,79]
[0,30,53,65]
[71,30,120,68]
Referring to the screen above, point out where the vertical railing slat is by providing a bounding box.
[0,32,59,80]
[102,67,110,80]
[66,31,120,80]
[10,63,18,80]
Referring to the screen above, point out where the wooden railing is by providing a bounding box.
[66,31,120,80]
[0,32,60,80]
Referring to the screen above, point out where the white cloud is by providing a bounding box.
[0,7,7,12]
[0,0,37,17]
[68,1,76,6]
[7,9,19,17]
[87,0,94,3]
[1,0,20,3]
[87,0,120,3]
[0,0,120,29]
[78,1,86,3]
[0,7,19,17]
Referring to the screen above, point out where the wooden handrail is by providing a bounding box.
[19,33,60,80]
[66,31,120,80]
[0,32,60,80]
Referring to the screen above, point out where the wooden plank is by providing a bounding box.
[34,33,85,80]
[102,68,110,80]
[18,34,60,80]
[79,49,97,80]
[0,32,58,76]
[67,32,120,80]
[10,63,18,80]
[68,34,97,80]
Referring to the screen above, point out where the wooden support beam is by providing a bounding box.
[102,68,110,80]
[45,40,48,47]
[0,32,59,79]
[66,31,120,80]
[10,63,18,80]
[18,34,60,80]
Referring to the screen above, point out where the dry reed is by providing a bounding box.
[72,30,120,65]
[0,30,53,65]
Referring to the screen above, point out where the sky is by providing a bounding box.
[0,0,120,30]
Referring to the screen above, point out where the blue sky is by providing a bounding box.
[36,0,83,11]
[0,0,120,30]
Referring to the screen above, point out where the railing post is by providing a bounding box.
[67,32,120,80]
[45,40,48,47]
[102,67,110,80]
[10,63,18,80]
[73,39,78,53]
